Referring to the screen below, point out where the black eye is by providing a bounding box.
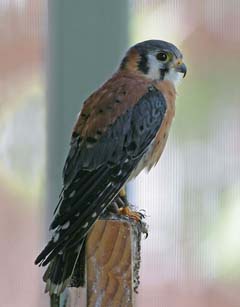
[157,52,168,62]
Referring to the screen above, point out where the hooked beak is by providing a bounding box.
[175,61,187,78]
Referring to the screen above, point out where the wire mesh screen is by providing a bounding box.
[0,0,47,306]
[1,1,240,306]
[128,1,240,306]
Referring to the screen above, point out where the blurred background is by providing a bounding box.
[1,0,240,306]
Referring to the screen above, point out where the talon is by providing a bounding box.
[118,207,142,222]
[138,211,146,219]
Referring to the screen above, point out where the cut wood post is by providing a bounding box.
[65,218,144,307]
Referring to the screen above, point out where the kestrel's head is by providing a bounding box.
[120,39,187,86]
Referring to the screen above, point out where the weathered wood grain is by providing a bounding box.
[66,218,142,307]
[86,220,133,307]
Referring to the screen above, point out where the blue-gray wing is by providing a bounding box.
[35,86,167,266]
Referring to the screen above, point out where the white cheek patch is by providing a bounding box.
[164,70,183,87]
[147,54,161,80]
[145,54,184,87]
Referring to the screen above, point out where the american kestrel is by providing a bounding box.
[35,40,187,296]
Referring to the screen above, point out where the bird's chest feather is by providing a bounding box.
[146,102,175,169]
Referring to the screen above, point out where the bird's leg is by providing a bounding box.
[117,187,128,207]
[105,187,148,238]
[106,201,119,214]
[116,187,144,222]
[106,188,128,214]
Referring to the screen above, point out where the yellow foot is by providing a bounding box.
[118,207,143,222]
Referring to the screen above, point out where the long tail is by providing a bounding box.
[50,294,60,307]
[35,158,142,300]
[42,239,84,296]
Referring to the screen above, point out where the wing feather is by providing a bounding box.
[35,81,167,267]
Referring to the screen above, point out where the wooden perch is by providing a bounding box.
[65,217,145,307]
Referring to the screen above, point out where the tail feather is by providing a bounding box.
[35,158,141,297]
[70,240,86,287]
[50,294,60,307]
[43,242,83,295]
